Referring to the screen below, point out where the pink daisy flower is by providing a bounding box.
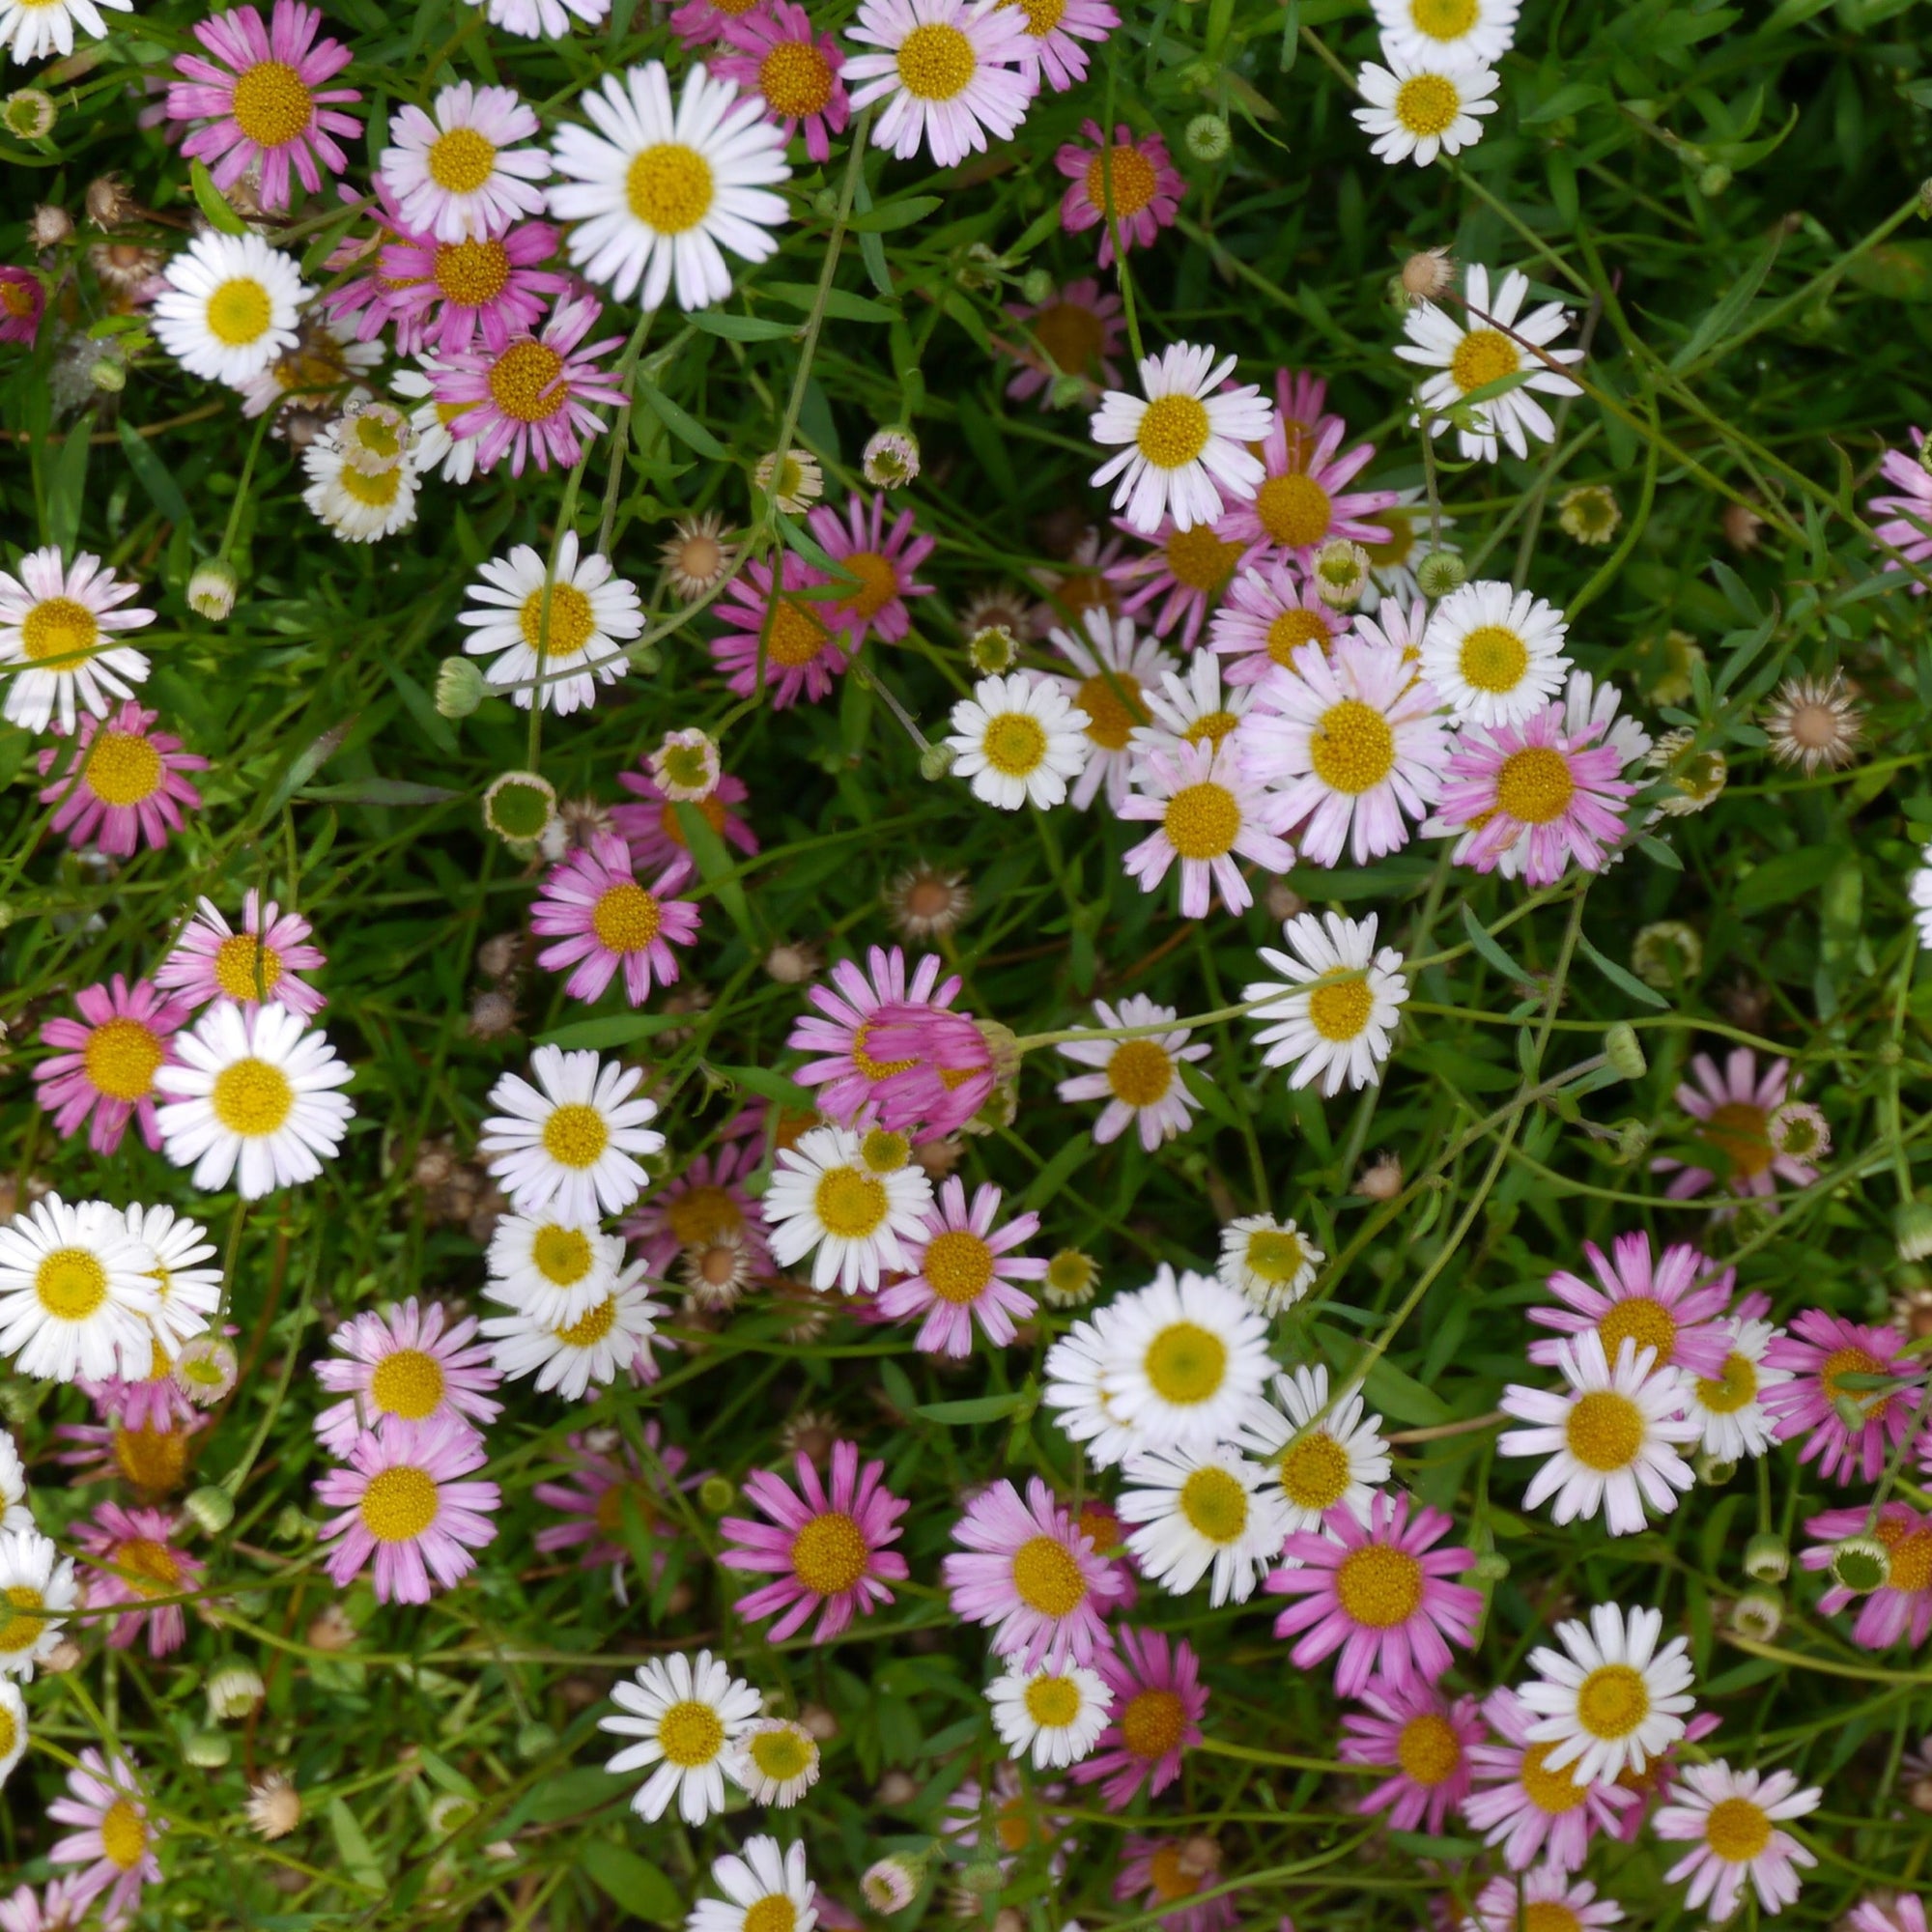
[624,1138,771,1275]
[312,1298,502,1459]
[379,81,550,244]
[1652,1047,1816,1205]
[155,889,327,1016]
[314,1413,501,1605]
[842,0,1036,169]
[876,1178,1044,1355]
[1463,1686,1636,1872]
[1802,1501,1932,1648]
[668,0,765,45]
[535,1423,703,1598]
[0,269,45,346]
[719,1437,910,1642]
[1217,414,1399,570]
[1003,0,1116,90]
[1763,1309,1920,1484]
[166,0,361,213]
[47,1749,163,1923]
[1106,515,1246,650]
[1527,1231,1734,1379]
[434,294,625,476]
[1272,366,1339,438]
[1603,1708,1722,1842]
[1653,1759,1820,1919]
[72,1502,204,1657]
[787,944,960,1127]
[1432,703,1634,884]
[1868,428,1932,591]
[1208,557,1347,686]
[1850,1900,1931,1932]
[713,1,850,161]
[1002,277,1124,410]
[1463,1870,1622,1932]
[34,976,189,1156]
[36,701,206,857]
[531,834,701,1009]
[805,495,936,648]
[1055,121,1184,266]
[314,182,430,343]
[1120,735,1293,919]
[943,1475,1123,1666]
[1046,608,1176,812]
[614,763,757,874]
[1073,1625,1205,1805]
[0,1878,91,1932]
[1338,1678,1486,1834]
[944,1766,1073,1872]
[1115,1834,1236,1932]
[378,218,570,355]
[710,553,851,709]
[863,1007,998,1140]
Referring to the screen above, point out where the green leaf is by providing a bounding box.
[43,421,91,555]
[189,158,249,235]
[915,1391,1029,1425]
[1734,843,1846,914]
[712,1063,818,1111]
[539,1010,698,1050]
[847,195,943,233]
[414,1748,480,1801]
[762,280,898,324]
[1360,1356,1453,1428]
[636,382,727,460]
[582,1842,681,1925]
[676,801,756,946]
[116,418,195,531]
[325,1799,384,1894]
[1670,234,1782,371]
[1459,903,1539,987]
[1573,930,1670,1010]
[299,778,461,807]
[687,310,800,341]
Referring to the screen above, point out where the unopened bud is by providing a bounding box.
[1743,1532,1788,1583]
[1831,1535,1890,1595]
[1415,551,1466,598]
[274,1504,316,1545]
[1729,1585,1781,1642]
[968,624,1017,675]
[1695,1451,1737,1487]
[1183,113,1232,163]
[1018,267,1053,305]
[861,427,921,489]
[1470,1550,1511,1583]
[207,1662,266,1721]
[183,1485,236,1535]
[697,1473,736,1515]
[435,655,487,719]
[186,560,239,622]
[1048,372,1091,410]
[920,742,956,781]
[482,769,556,844]
[185,1728,234,1769]
[89,355,125,393]
[1603,1021,1647,1082]
[1896,1198,1932,1264]
[1697,162,1732,197]
[955,1862,1005,1900]
[2,90,57,141]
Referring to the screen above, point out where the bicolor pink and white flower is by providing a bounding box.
[156,891,327,1017]
[877,1179,1044,1355]
[1463,1869,1622,1932]
[1868,428,1932,591]
[1527,1231,1734,1379]
[1207,557,1347,687]
[72,1503,204,1657]
[47,1749,163,1923]
[1056,994,1210,1150]
[532,836,701,1008]
[36,702,206,857]
[1653,1760,1820,1919]
[34,977,189,1156]
[379,82,550,242]
[1653,1048,1816,1206]
[1055,121,1184,266]
[787,944,960,1128]
[1463,1686,1636,1872]
[311,1299,503,1458]
[1120,737,1293,919]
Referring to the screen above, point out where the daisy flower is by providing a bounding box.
[46,1750,162,1925]
[0,1680,22,1787]
[1684,1315,1789,1463]
[548,60,790,309]
[1396,263,1584,462]
[647,727,724,802]
[34,977,188,1156]
[532,837,700,1008]
[36,702,205,857]
[1091,343,1273,536]
[786,944,959,1128]
[0,269,43,344]
[1243,909,1408,1095]
[0,1525,79,1678]
[1113,1836,1235,1932]
[1801,1502,1932,1649]
[0,0,130,63]
[764,1123,934,1293]
[314,1414,500,1604]
[1121,736,1293,918]
[1207,556,1347,686]
[843,0,1034,167]
[1236,1363,1391,1532]
[1002,0,1115,89]
[1847,1902,1931,1932]
[876,1179,1044,1356]
[1266,1490,1480,1697]
[719,1438,910,1641]
[459,529,645,713]
[482,1262,665,1399]
[479,1044,665,1223]
[1002,275,1124,408]
[152,231,311,387]
[624,1139,770,1278]
[1868,428,1932,590]
[1118,1443,1288,1606]
[987,1658,1113,1769]
[861,1006,999,1140]
[1054,121,1184,266]
[1358,492,1456,610]
[1354,50,1499,166]
[692,1838,818,1932]
[1072,1626,1205,1805]
[382,221,571,357]
[1055,995,1210,1151]
[1499,1333,1698,1535]
[0,546,153,734]
[601,1650,762,1824]
[155,892,327,1016]
[725,1719,822,1806]
[1218,414,1399,570]
[1133,650,1256,762]
[1373,0,1518,62]
[714,1,850,160]
[1528,1231,1733,1379]
[806,494,936,647]
[120,1200,221,1357]
[72,1503,204,1657]
[153,1000,354,1199]
[1339,1679,1485,1834]
[392,357,482,482]
[1421,579,1569,726]
[1245,636,1447,865]
[947,671,1093,811]
[1216,1214,1321,1316]
[301,425,420,543]
[0,1437,24,1533]
[1653,1761,1821,1919]
[0,1195,156,1384]
[380,82,549,243]
[1047,609,1174,810]
[942,1475,1123,1666]
[1463,1870,1621,1932]
[1763,1309,1918,1483]
[1653,1047,1815,1205]
[1517,1603,1695,1784]
[1464,1686,1636,1872]
[467,0,609,38]
[312,1299,502,1457]
[1109,516,1246,650]
[534,1422,697,1595]
[709,552,850,709]
[166,0,360,213]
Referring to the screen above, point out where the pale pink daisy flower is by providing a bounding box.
[1217,413,1399,569]
[1868,428,1932,591]
[1002,277,1124,409]
[1604,1709,1722,1842]
[1000,0,1115,89]
[719,1438,910,1641]
[311,1299,502,1458]
[614,764,758,872]
[624,1138,771,1274]
[806,495,936,648]
[378,218,570,355]
[313,183,431,343]
[1055,121,1184,266]
[1114,1834,1236,1932]
[1120,736,1293,919]
[877,1178,1044,1355]
[842,0,1036,169]
[0,1878,90,1932]
[943,1475,1123,1667]
[1047,608,1175,811]
[1244,637,1446,865]
[1265,1491,1479,1697]
[166,0,360,213]
[1463,1869,1622,1932]
[531,834,702,1008]
[36,702,206,857]
[1652,1047,1815,1205]
[535,1423,701,1598]
[1055,994,1210,1150]
[864,1008,999,1139]
[314,1413,501,1604]
[1763,1309,1919,1484]
[72,1502,204,1657]
[710,552,850,709]
[1208,557,1347,687]
[1271,366,1340,439]
[1463,1687,1637,1872]
[34,977,189,1156]
[0,545,155,735]
[381,82,550,243]
[1849,1900,1932,1932]
[1073,1625,1205,1805]
[1339,1678,1485,1834]
[47,1749,163,1923]
[714,2,851,160]
[1653,1760,1820,1918]
[1527,1231,1734,1379]
[787,944,960,1128]
[667,0,762,47]
[1801,1502,1932,1649]
[434,294,625,476]
[156,891,327,1016]
[1105,514,1245,649]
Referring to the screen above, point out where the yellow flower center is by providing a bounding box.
[1266,608,1332,665]
[657,1698,725,1768]
[834,550,899,621]
[765,596,831,668]
[427,125,497,194]
[1700,1101,1773,1180]
[113,1426,191,1492]
[789,1511,868,1594]
[1703,1795,1773,1862]
[1148,1845,1201,1903]
[849,1023,919,1083]
[1179,1464,1248,1543]
[1394,72,1462,135]
[1310,697,1398,795]
[532,1223,593,1285]
[1135,393,1211,470]
[1495,746,1576,824]
[1279,1432,1350,1511]
[666,1184,742,1248]
[1449,327,1520,394]
[1024,1671,1083,1726]
[84,728,164,806]
[1889,1528,1932,1593]
[1032,298,1105,375]
[0,1699,14,1760]
[0,281,33,318]
[895,22,977,100]
[1084,144,1158,216]
[591,882,663,954]
[1011,1534,1086,1615]
[1254,471,1332,550]
[594,1480,655,1536]
[1144,1320,1227,1404]
[1523,1907,1581,1932]
[626,142,716,232]
[114,1536,181,1595]
[541,1102,610,1170]
[980,711,1049,777]
[100,1799,147,1872]
[1598,1297,1675,1365]
[231,58,314,146]
[436,237,512,306]
[83,1016,164,1101]
[488,340,566,423]
[1008,0,1065,32]
[206,276,274,347]
[1165,523,1240,593]
[1162,781,1239,861]
[750,1727,812,1779]
[744,1898,796,1932]
[1244,1229,1307,1282]
[1457,623,1529,693]
[1185,707,1240,747]
[21,596,99,663]
[1564,1390,1646,1472]
[759,40,834,116]
[922,1228,996,1304]
[358,1464,440,1542]
[1396,1712,1462,1785]
[1695,1351,1758,1415]
[813,1164,889,1240]
[0,1585,45,1656]
[1334,1545,1423,1627]
[212,1056,295,1136]
[1075,670,1148,751]
[1407,0,1478,39]
[1121,1688,1186,1760]
[1576,1662,1650,1740]
[555,1296,617,1347]
[1105,1038,1173,1107]
[1362,509,1416,567]
[336,464,403,510]
[369,1348,447,1422]
[214,932,283,1001]
[1307,974,1375,1042]
[1519,1741,1587,1814]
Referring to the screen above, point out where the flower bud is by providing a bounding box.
[1183,113,1232,163]
[482,769,557,844]
[275,1504,317,1545]
[173,1335,239,1406]
[186,560,239,621]
[698,1473,737,1515]
[1470,1550,1511,1583]
[1728,1585,1781,1642]
[955,1862,1005,1900]
[862,1856,925,1914]
[435,655,487,719]
[862,427,921,489]
[1603,1022,1646,1082]
[1018,267,1054,305]
[1831,1535,1890,1595]
[1896,1198,1932,1264]
[183,1485,236,1535]
[207,1662,266,1721]
[184,1728,234,1768]
[968,624,1017,675]
[89,354,126,393]
[1695,1451,1736,1487]
[2,90,56,140]
[1631,920,1701,990]
[1697,162,1733,197]
[1415,551,1466,598]
[919,742,957,781]
[1743,1531,1788,1583]
[515,1721,557,1760]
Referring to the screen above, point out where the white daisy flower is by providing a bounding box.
[1118,1442,1289,1605]
[1420,579,1570,727]
[1055,994,1211,1151]
[0,545,153,734]
[1517,1603,1697,1785]
[380,81,551,244]
[1121,735,1293,920]
[0,1434,27,1534]
[1396,263,1584,463]
[464,0,608,39]
[1499,1332,1698,1536]
[1243,910,1408,1096]
[1235,1363,1391,1531]
[1912,846,1932,953]
[1131,651,1256,763]
[601,1650,762,1824]
[763,1123,935,1294]
[725,1719,822,1807]
[1682,1317,1789,1463]
[1216,1214,1323,1317]
[482,1259,663,1398]
[392,361,481,484]
[0,0,130,63]
[0,1194,156,1383]
[1373,0,1519,64]
[485,1211,623,1327]
[946,671,1092,811]
[548,60,790,311]
[1047,610,1177,812]
[123,1203,221,1354]
[236,313,383,422]
[152,230,312,388]
[0,1526,76,1679]
[479,1044,665,1224]
[691,1835,818,1932]
[1354,51,1499,166]
[153,1001,355,1200]
[459,531,645,714]
[986,1658,1113,1770]
[0,1677,24,1786]
[843,0,1036,168]
[301,425,420,545]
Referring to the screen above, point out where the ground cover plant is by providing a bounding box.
[7,0,1932,1926]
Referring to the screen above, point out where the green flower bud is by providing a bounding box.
[186,559,239,621]
[1415,551,1466,598]
[1743,1532,1788,1583]
[1019,267,1054,306]
[1183,113,1232,163]
[920,742,957,782]
[1729,1585,1781,1642]
[184,1485,236,1535]
[482,769,556,844]
[184,1728,234,1769]
[698,1474,737,1515]
[1603,1022,1646,1082]
[435,655,487,719]
[1831,1535,1889,1595]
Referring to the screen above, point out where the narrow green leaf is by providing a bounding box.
[539,1010,696,1050]
[676,801,756,946]
[298,778,462,807]
[915,1392,1028,1425]
[43,422,91,554]
[189,158,249,235]
[1459,903,1539,986]
[582,1842,681,1925]
[1574,930,1670,1010]
[636,382,727,460]
[325,1799,384,1894]
[117,418,194,531]
[686,310,800,341]
[847,195,943,233]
